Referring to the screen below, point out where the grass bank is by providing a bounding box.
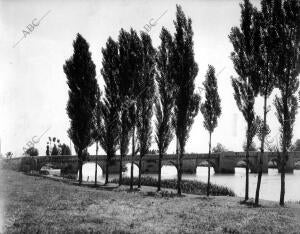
[110,176,235,197]
[1,169,300,233]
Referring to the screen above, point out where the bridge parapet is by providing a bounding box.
[4,151,300,174]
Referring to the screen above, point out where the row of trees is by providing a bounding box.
[46,137,71,156]
[63,0,300,206]
[230,0,300,206]
[63,5,221,197]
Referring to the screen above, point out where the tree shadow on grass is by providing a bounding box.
[239,199,264,208]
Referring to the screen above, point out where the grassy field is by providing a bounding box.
[1,169,300,233]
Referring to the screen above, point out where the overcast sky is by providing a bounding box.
[1,0,299,157]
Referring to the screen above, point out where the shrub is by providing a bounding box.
[25,147,39,156]
[60,144,71,155]
[19,157,36,172]
[6,152,13,159]
[63,174,77,180]
[110,176,235,197]
[212,143,228,153]
[61,164,76,174]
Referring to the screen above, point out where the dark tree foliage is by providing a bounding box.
[136,32,156,188]
[271,0,300,206]
[200,65,221,196]
[25,147,39,156]
[256,116,271,144]
[99,37,121,185]
[63,33,98,185]
[212,143,228,153]
[46,145,50,156]
[117,29,132,186]
[117,28,143,189]
[242,141,257,152]
[92,85,102,186]
[60,144,71,155]
[155,27,176,191]
[51,145,59,156]
[127,29,143,190]
[172,5,201,195]
[253,0,278,206]
[229,0,260,201]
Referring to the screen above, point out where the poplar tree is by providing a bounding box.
[63,33,98,185]
[155,27,176,191]
[92,86,102,186]
[172,5,200,195]
[99,37,120,185]
[136,32,156,188]
[200,65,221,197]
[271,0,300,206]
[118,28,143,189]
[254,0,276,205]
[128,29,143,190]
[229,0,260,201]
[117,29,134,186]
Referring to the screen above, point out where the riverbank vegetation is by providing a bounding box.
[110,176,235,197]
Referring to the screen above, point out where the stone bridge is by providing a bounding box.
[3,151,300,175]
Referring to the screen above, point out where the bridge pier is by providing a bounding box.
[214,153,235,174]
[277,152,294,173]
[286,152,294,173]
[249,152,269,173]
[182,159,197,174]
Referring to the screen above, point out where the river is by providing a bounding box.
[80,162,300,202]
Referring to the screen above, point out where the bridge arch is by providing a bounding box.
[294,159,300,170]
[268,158,278,169]
[161,160,177,168]
[123,162,139,177]
[79,162,103,182]
[235,159,257,173]
[196,159,217,172]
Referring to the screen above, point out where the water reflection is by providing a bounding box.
[161,165,177,179]
[196,166,215,176]
[78,162,104,183]
[193,167,300,202]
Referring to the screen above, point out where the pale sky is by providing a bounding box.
[0,0,299,157]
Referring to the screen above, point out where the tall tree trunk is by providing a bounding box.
[130,126,135,190]
[207,131,212,197]
[280,159,285,206]
[176,137,180,195]
[105,156,109,184]
[280,95,288,206]
[255,94,267,205]
[78,149,83,186]
[177,139,183,196]
[94,142,98,187]
[157,151,162,191]
[245,134,249,201]
[119,153,123,186]
[138,154,142,188]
